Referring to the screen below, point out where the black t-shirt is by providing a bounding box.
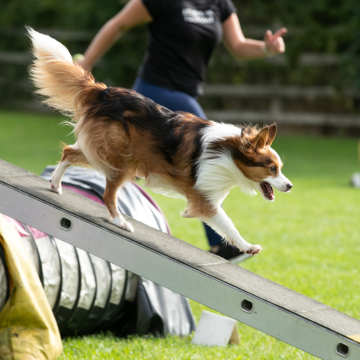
[139,0,236,96]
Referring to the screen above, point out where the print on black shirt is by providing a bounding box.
[182,8,215,24]
[139,0,236,96]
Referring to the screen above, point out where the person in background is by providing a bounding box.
[76,0,287,261]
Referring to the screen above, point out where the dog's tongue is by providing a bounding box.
[265,182,272,194]
[266,183,274,200]
[261,182,274,200]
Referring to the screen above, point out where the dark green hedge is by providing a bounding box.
[0,0,359,93]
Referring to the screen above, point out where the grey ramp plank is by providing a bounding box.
[0,159,360,353]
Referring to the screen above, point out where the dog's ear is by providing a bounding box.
[266,123,277,146]
[253,126,269,150]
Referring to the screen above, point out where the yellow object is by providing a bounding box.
[347,334,360,343]
[0,215,62,360]
[72,53,84,63]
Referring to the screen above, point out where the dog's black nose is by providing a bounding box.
[286,183,293,190]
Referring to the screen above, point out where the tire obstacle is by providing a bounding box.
[1,217,128,336]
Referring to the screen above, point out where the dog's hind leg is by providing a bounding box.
[50,143,88,194]
[103,175,134,232]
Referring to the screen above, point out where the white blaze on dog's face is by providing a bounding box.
[264,148,292,192]
[234,124,293,201]
[257,147,293,201]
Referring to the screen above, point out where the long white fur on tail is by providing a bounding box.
[26,26,73,63]
[27,26,101,118]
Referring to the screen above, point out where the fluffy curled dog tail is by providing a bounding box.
[27,26,106,120]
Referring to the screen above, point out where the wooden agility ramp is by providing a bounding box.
[0,159,359,359]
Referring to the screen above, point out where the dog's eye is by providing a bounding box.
[270,166,277,173]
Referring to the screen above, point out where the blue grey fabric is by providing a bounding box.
[41,166,168,233]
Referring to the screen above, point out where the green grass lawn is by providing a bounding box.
[1,109,360,359]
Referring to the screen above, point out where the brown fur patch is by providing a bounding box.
[209,127,282,183]
[236,146,282,182]
[183,189,218,218]
[71,99,211,202]
[60,146,89,165]
[266,123,277,146]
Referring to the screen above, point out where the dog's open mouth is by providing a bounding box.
[260,182,275,201]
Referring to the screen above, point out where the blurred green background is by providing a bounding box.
[1,0,360,115]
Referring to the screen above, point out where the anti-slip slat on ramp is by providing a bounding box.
[0,159,359,359]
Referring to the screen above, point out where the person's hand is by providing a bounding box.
[263,28,287,56]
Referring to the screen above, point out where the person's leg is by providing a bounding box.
[133,78,206,117]
[133,78,237,256]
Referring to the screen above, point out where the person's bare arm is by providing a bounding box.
[77,0,152,70]
[222,13,287,60]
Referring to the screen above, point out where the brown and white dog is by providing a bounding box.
[27,27,293,256]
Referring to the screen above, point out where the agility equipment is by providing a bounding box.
[0,214,63,360]
[0,159,360,359]
[0,165,194,337]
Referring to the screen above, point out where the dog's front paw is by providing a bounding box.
[245,244,262,255]
[113,216,134,232]
[50,182,62,194]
